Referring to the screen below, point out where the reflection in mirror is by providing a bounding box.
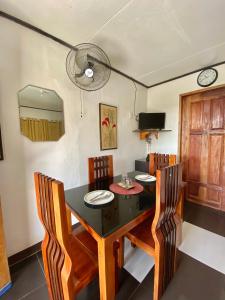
[18,85,65,141]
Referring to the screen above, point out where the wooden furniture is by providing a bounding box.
[34,173,99,300]
[65,171,156,300]
[149,152,176,175]
[180,86,225,211]
[0,200,11,297]
[88,155,113,184]
[148,153,184,244]
[133,129,172,140]
[126,164,183,300]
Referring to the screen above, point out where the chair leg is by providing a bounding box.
[131,242,136,248]
[61,255,75,300]
[153,246,163,300]
[153,228,178,300]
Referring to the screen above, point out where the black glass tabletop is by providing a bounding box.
[65,171,156,238]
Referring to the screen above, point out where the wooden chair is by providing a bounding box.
[34,172,99,300]
[88,155,113,184]
[88,155,122,287]
[149,153,176,176]
[126,164,183,300]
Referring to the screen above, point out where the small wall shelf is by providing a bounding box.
[133,129,172,140]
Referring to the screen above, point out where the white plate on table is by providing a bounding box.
[135,174,156,182]
[84,190,114,205]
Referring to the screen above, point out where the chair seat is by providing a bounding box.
[126,215,155,256]
[72,224,98,258]
[70,225,98,292]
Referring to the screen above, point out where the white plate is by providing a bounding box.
[135,174,156,182]
[84,190,114,205]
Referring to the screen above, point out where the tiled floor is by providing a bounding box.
[184,201,225,237]
[179,222,225,275]
[2,201,225,300]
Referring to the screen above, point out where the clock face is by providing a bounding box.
[197,68,218,87]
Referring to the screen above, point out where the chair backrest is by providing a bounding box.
[88,155,113,184]
[34,173,73,300]
[151,163,182,299]
[149,152,176,175]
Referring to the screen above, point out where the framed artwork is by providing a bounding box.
[99,103,117,150]
[0,126,3,160]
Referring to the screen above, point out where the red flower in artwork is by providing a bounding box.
[102,120,108,126]
[101,115,116,148]
[101,117,116,129]
[105,117,110,125]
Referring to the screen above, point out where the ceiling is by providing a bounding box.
[1,0,225,87]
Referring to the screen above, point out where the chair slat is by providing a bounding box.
[149,153,177,176]
[88,155,113,183]
[152,163,182,299]
[34,173,71,300]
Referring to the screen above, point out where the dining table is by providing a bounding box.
[65,171,156,300]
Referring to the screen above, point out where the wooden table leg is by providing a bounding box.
[98,238,115,300]
[117,237,124,269]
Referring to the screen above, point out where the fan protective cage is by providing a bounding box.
[66,43,111,91]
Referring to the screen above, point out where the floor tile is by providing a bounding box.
[184,201,225,237]
[116,269,140,300]
[179,222,225,275]
[123,237,154,282]
[36,252,44,273]
[77,268,139,300]
[162,252,225,300]
[19,284,49,300]
[130,252,225,300]
[1,255,46,300]
[77,278,99,300]
[128,268,154,300]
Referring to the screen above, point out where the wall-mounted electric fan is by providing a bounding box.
[66,43,111,91]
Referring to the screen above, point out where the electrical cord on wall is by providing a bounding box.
[80,89,84,118]
[132,80,139,121]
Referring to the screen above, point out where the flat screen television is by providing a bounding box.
[138,113,165,130]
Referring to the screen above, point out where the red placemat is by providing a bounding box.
[109,182,144,195]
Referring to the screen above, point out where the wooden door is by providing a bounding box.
[181,87,225,212]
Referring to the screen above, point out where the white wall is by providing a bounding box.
[0,18,147,256]
[147,64,225,156]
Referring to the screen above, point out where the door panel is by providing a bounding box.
[200,134,208,184]
[211,98,224,129]
[188,135,202,181]
[190,101,202,130]
[202,100,211,130]
[207,189,220,204]
[208,134,223,186]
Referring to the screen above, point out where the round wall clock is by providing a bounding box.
[197,68,218,87]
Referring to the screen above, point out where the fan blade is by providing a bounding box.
[75,73,94,86]
[91,64,104,82]
[75,70,85,78]
[75,49,89,70]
